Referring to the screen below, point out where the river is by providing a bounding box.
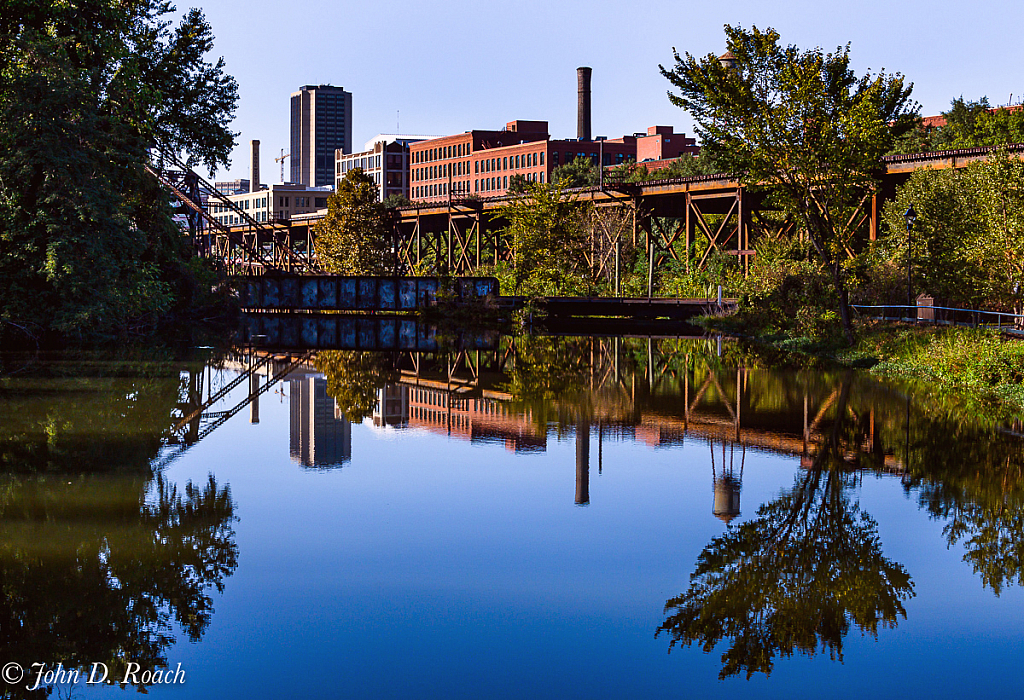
[1,333,1022,698]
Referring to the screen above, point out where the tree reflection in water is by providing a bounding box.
[657,375,914,679]
[0,356,237,697]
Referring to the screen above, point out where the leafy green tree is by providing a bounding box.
[507,173,532,194]
[880,151,1024,310]
[493,179,593,296]
[551,156,598,188]
[660,25,918,341]
[313,168,395,275]
[890,97,1024,154]
[0,0,238,340]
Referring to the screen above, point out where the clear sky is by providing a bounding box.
[195,0,1023,182]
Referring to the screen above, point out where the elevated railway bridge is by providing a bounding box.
[155,143,1024,277]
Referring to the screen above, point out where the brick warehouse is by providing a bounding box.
[409,121,686,203]
[408,67,698,203]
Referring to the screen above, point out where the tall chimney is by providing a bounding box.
[577,67,592,142]
[250,139,260,192]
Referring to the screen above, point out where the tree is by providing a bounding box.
[313,168,395,275]
[660,25,918,341]
[551,156,598,188]
[493,179,592,296]
[383,193,412,209]
[0,0,238,340]
[880,151,1024,310]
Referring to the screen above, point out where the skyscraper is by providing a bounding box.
[289,84,352,187]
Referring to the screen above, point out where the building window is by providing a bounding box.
[502,157,507,170]
[503,176,507,189]
[540,152,545,165]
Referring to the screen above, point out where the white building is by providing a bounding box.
[336,134,437,202]
[209,183,333,226]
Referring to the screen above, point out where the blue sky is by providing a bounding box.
[196,0,1023,181]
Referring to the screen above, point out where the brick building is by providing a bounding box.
[635,126,698,162]
[408,120,643,203]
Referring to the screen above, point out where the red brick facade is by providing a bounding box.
[409,119,668,202]
[635,126,699,162]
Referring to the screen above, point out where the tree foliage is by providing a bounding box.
[492,179,593,296]
[660,25,918,340]
[315,350,398,422]
[657,377,914,678]
[551,156,598,188]
[891,97,1024,154]
[0,0,238,340]
[313,168,395,275]
[879,152,1024,310]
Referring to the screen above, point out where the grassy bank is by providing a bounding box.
[702,315,1024,416]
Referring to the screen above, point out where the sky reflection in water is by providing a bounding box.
[1,337,1022,699]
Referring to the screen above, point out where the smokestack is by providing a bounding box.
[577,67,592,142]
[250,140,260,192]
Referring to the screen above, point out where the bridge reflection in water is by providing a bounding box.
[179,332,929,522]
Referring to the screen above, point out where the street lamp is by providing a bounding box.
[905,205,917,318]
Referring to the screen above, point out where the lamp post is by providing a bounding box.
[905,205,916,319]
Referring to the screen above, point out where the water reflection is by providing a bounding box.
[288,374,352,469]
[5,335,1024,689]
[656,374,914,679]
[303,335,1024,677]
[0,356,238,696]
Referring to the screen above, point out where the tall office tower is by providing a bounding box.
[290,84,352,186]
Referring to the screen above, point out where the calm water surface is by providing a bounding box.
[1,336,1022,699]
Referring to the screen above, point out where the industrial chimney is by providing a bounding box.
[577,67,592,142]
[250,140,260,192]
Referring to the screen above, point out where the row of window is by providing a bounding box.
[414,152,544,182]
[215,211,271,225]
[337,154,381,174]
[413,171,545,199]
[211,196,269,214]
[414,142,469,163]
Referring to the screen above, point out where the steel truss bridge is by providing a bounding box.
[155,143,1024,277]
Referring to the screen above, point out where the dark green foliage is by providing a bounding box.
[879,152,1024,310]
[609,152,726,183]
[315,350,398,422]
[551,156,598,188]
[492,179,595,296]
[383,193,412,209]
[507,173,531,194]
[0,356,237,694]
[0,0,239,341]
[657,376,914,679]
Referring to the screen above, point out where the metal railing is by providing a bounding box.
[851,304,1024,335]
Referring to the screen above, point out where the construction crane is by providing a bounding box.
[275,149,290,183]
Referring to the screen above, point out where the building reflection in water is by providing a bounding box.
[289,374,352,468]
[402,384,547,453]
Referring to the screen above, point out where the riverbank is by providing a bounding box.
[701,315,1024,418]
